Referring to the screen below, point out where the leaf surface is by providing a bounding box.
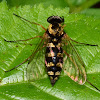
[0,1,100,100]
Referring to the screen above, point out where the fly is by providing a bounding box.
[4,13,100,92]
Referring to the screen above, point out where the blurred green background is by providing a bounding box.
[0,0,100,13]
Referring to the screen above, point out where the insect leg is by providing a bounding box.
[4,36,43,45]
[13,13,46,31]
[5,43,46,73]
[5,57,29,72]
[4,39,33,45]
[86,79,100,92]
[70,39,98,46]
[4,36,43,42]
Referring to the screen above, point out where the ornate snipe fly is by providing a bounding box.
[4,13,100,91]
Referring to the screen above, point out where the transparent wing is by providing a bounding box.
[26,38,47,81]
[63,34,86,85]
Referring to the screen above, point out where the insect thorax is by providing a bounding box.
[45,22,65,86]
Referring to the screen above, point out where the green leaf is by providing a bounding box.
[81,8,100,19]
[0,1,100,100]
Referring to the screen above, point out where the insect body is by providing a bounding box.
[4,14,100,91]
[45,16,64,86]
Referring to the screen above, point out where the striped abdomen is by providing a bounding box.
[45,42,63,86]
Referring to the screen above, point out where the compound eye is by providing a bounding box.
[47,16,64,24]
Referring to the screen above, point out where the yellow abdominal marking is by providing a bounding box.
[47,43,55,47]
[56,43,61,48]
[56,63,63,68]
[55,71,60,75]
[54,77,58,80]
[48,71,54,75]
[50,76,53,80]
[48,52,54,57]
[47,62,54,67]
[57,53,63,57]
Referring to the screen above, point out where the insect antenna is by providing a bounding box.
[86,79,100,92]
[13,13,46,31]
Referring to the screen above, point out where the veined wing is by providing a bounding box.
[63,34,86,85]
[26,38,47,81]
